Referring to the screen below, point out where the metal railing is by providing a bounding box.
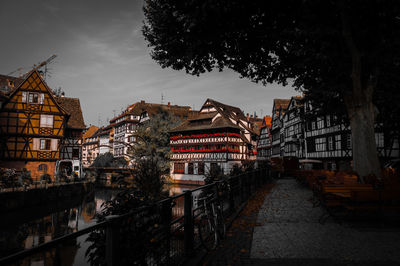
[0,168,271,266]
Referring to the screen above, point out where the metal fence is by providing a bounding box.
[0,168,271,266]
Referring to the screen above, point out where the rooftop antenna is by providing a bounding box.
[161,92,165,104]
[32,54,57,80]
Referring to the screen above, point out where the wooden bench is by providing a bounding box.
[345,189,400,212]
[317,184,373,207]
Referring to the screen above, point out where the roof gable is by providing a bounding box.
[2,70,67,115]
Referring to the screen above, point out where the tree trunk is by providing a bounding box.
[345,94,381,181]
[341,6,382,181]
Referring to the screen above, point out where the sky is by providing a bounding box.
[0,0,297,127]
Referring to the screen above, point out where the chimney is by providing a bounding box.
[168,102,171,107]
[61,92,65,98]
[246,113,249,121]
[141,100,145,104]
[250,115,253,119]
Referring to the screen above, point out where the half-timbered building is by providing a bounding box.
[256,116,272,162]
[82,125,99,167]
[0,70,68,179]
[98,125,112,155]
[270,99,290,158]
[169,99,259,184]
[56,96,85,160]
[282,96,305,158]
[110,100,194,162]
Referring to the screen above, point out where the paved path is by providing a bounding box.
[251,178,400,264]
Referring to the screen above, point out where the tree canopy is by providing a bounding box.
[143,0,400,179]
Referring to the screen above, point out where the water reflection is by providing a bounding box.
[0,189,118,265]
[1,185,200,265]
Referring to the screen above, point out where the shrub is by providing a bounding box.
[40,173,52,184]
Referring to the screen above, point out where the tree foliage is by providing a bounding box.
[91,152,127,168]
[143,0,400,179]
[86,110,179,264]
[129,108,180,173]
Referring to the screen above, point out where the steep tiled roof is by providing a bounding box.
[171,115,239,132]
[0,74,24,95]
[273,99,291,110]
[171,98,258,134]
[262,116,272,128]
[83,125,99,140]
[249,117,263,135]
[56,97,85,129]
[110,101,195,123]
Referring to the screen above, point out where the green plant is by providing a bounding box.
[0,168,19,188]
[19,168,33,186]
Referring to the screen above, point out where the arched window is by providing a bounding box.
[38,164,48,172]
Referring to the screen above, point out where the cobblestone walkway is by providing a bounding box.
[251,178,400,264]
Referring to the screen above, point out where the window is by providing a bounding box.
[38,164,48,172]
[198,162,205,175]
[311,121,316,130]
[188,163,194,174]
[335,135,341,150]
[28,92,39,103]
[40,139,51,150]
[315,137,326,152]
[210,163,218,172]
[317,118,324,129]
[326,115,331,127]
[174,163,185,174]
[346,134,352,150]
[40,115,53,128]
[375,133,384,148]
[327,136,334,151]
[72,148,79,158]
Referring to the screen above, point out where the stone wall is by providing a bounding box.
[0,160,56,180]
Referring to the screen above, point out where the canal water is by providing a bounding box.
[0,184,199,265]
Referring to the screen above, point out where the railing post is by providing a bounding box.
[161,199,172,265]
[228,178,235,214]
[184,190,194,257]
[246,172,251,199]
[106,216,120,266]
[238,175,243,202]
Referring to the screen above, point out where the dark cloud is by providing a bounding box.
[0,0,296,126]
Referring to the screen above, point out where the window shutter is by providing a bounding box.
[47,115,54,127]
[22,92,27,102]
[32,138,39,150]
[51,139,58,151]
[40,115,46,127]
[39,93,44,104]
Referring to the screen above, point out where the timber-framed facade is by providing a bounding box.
[170,99,259,184]
[0,70,68,179]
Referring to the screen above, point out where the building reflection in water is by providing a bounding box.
[0,189,118,266]
[1,185,198,265]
